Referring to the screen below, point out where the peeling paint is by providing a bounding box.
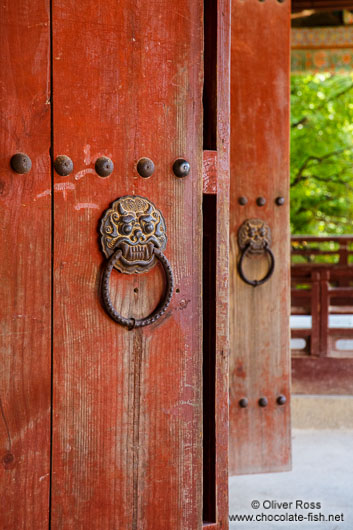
[74,203,99,211]
[54,183,75,191]
[74,168,96,180]
[36,189,51,199]
[54,182,75,200]
[83,144,91,165]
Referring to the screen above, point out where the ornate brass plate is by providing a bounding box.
[100,195,167,274]
[238,218,272,255]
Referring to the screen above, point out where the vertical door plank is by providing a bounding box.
[214,0,231,526]
[51,2,203,528]
[0,1,51,528]
[229,0,291,474]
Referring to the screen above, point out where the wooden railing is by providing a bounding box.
[292,235,353,266]
[291,236,353,358]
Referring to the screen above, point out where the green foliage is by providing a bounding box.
[291,72,353,235]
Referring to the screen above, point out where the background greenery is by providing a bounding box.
[291,72,353,235]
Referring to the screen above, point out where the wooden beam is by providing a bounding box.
[292,357,353,394]
[292,1,353,12]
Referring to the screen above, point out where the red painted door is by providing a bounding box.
[1,1,230,528]
[229,0,292,475]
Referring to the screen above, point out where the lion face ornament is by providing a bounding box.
[100,195,167,274]
[237,218,275,287]
[238,218,272,255]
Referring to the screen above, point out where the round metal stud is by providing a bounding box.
[258,397,268,407]
[256,197,266,207]
[54,155,74,176]
[277,395,287,406]
[10,153,32,174]
[137,157,155,178]
[275,196,285,206]
[95,156,114,177]
[239,398,248,408]
[173,158,190,178]
[238,196,248,206]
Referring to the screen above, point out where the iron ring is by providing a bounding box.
[238,243,275,287]
[101,247,174,328]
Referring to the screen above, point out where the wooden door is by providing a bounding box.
[1,1,230,528]
[229,0,292,475]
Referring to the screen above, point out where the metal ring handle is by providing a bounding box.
[101,247,174,329]
[238,243,275,287]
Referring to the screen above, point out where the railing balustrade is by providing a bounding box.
[291,235,353,358]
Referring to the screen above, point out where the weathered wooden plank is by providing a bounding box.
[51,1,203,528]
[213,0,230,526]
[202,2,230,527]
[0,1,51,528]
[229,0,291,475]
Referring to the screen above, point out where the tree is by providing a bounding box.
[291,72,353,235]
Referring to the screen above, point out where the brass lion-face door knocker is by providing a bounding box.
[237,218,275,287]
[99,195,174,329]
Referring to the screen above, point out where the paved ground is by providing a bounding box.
[229,429,353,530]
[292,395,353,429]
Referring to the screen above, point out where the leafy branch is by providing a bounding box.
[290,148,353,188]
[291,82,353,129]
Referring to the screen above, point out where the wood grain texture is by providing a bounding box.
[51,2,203,528]
[229,0,292,475]
[213,0,230,527]
[0,1,51,528]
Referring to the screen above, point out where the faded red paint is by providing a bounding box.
[229,0,292,475]
[203,151,218,194]
[211,1,231,527]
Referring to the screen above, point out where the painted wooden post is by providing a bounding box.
[311,271,321,357]
[319,270,330,357]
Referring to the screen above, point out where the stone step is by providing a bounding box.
[292,394,353,429]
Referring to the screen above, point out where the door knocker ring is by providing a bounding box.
[100,195,174,329]
[237,218,275,287]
